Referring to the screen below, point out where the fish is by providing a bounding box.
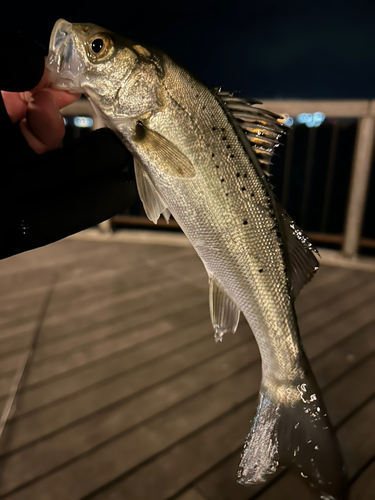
[46,19,347,499]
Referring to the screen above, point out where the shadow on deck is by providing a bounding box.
[0,234,373,500]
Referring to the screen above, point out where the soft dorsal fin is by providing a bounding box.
[209,276,241,343]
[276,202,319,300]
[134,157,170,224]
[214,89,288,172]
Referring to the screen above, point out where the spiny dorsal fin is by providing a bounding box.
[276,202,320,300]
[214,89,289,173]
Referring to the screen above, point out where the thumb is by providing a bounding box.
[19,91,66,154]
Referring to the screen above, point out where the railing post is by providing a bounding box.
[342,114,375,258]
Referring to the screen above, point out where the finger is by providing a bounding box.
[2,67,81,124]
[42,88,81,109]
[20,91,65,154]
[1,66,51,124]
[1,91,29,124]
[35,67,81,108]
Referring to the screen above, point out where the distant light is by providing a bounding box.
[279,113,294,127]
[296,112,325,128]
[284,116,294,127]
[73,116,94,128]
[63,117,67,126]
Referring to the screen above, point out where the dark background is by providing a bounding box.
[5,0,375,99]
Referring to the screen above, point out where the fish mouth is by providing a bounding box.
[45,19,83,92]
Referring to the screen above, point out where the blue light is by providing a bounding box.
[284,116,294,127]
[296,112,325,128]
[73,116,94,128]
[279,114,294,127]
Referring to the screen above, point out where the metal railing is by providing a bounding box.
[261,100,375,258]
[61,99,375,260]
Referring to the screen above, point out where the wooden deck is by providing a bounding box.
[0,234,373,500]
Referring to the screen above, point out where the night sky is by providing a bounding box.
[5,0,375,99]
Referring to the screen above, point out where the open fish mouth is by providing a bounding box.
[45,19,83,92]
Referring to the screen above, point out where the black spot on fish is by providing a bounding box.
[241,187,246,191]
[251,193,255,197]
[212,127,216,131]
[221,137,227,141]
[221,178,225,183]
[216,165,220,169]
[225,193,229,196]
[226,144,231,149]
[230,154,235,158]
[212,153,215,158]
[243,220,248,225]
[244,173,247,178]
[221,128,225,131]
[203,105,206,110]
[236,173,240,178]
[258,269,263,273]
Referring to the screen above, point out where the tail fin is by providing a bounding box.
[237,377,347,499]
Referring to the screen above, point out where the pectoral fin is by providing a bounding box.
[134,157,170,224]
[135,121,196,178]
[209,276,240,342]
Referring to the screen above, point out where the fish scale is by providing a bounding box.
[46,19,347,499]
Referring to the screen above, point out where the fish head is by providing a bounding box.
[46,19,165,120]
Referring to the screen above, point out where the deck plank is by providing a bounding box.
[338,400,375,479]
[0,264,174,353]
[350,462,375,500]
[0,365,259,498]
[0,238,373,500]
[0,325,253,455]
[10,311,211,417]
[296,268,371,316]
[173,489,209,500]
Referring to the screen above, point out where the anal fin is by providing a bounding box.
[209,277,240,342]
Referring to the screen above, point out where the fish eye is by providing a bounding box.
[91,38,104,54]
[87,33,114,62]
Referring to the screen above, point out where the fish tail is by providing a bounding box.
[237,372,347,499]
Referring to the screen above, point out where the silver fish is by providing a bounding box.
[46,20,346,499]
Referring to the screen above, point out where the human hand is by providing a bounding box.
[0,29,137,260]
[1,67,81,154]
